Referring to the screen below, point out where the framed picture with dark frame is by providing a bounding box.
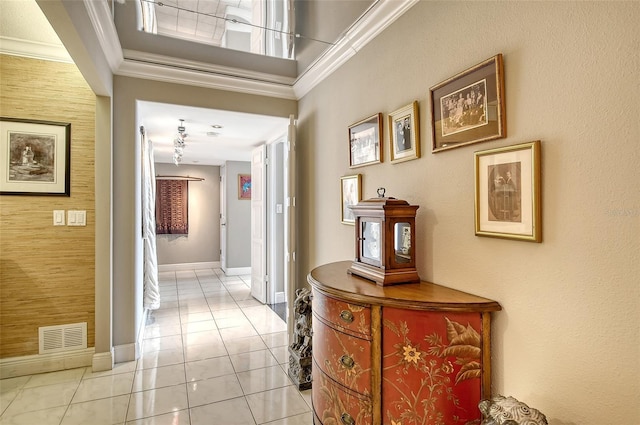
[238,174,251,200]
[0,117,71,196]
[340,174,362,225]
[349,113,382,168]
[389,101,420,163]
[474,140,541,242]
[430,54,505,153]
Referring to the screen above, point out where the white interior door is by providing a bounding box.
[251,145,267,303]
[284,115,297,334]
[220,165,227,272]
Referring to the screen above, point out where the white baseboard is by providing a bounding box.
[275,291,286,304]
[158,261,220,272]
[113,343,137,364]
[0,348,95,379]
[224,267,251,276]
[92,349,114,372]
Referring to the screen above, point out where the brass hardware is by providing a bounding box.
[341,412,355,425]
[340,355,355,369]
[339,310,354,323]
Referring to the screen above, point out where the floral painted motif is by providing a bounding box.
[313,361,373,425]
[382,309,483,425]
[402,345,422,364]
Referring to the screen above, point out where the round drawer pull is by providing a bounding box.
[341,412,355,425]
[339,310,354,323]
[339,355,355,369]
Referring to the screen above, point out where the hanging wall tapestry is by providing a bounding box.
[156,179,189,234]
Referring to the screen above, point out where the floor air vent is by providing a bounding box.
[39,322,87,354]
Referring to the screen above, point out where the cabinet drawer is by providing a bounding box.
[312,360,372,425]
[313,318,372,395]
[313,291,371,338]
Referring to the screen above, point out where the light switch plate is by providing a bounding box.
[67,210,87,226]
[53,210,65,226]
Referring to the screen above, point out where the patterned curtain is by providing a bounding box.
[155,179,189,234]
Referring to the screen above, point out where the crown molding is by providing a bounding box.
[118,56,297,100]
[84,0,123,71]
[0,36,72,63]
[293,0,419,99]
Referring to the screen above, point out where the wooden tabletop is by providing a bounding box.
[308,261,501,313]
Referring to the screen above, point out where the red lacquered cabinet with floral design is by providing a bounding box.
[308,261,501,425]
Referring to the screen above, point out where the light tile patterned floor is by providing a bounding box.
[0,269,312,425]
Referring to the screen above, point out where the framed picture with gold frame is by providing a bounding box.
[388,101,420,163]
[474,140,541,242]
[431,54,505,153]
[340,174,361,225]
[349,113,382,168]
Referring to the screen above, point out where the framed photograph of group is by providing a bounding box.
[430,54,506,153]
[340,174,362,225]
[389,101,420,164]
[0,117,71,196]
[474,140,541,242]
[348,113,382,168]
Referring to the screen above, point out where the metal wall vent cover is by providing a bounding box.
[38,322,87,354]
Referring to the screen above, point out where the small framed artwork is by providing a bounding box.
[430,54,505,153]
[349,113,382,168]
[238,174,251,199]
[0,117,71,196]
[474,140,541,242]
[389,101,420,163]
[340,174,362,225]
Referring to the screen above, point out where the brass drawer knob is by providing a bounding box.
[339,355,355,369]
[341,412,355,425]
[339,310,354,323]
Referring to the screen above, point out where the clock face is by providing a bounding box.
[362,221,381,261]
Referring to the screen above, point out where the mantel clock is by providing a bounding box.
[348,188,419,286]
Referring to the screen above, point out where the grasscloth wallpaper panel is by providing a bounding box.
[0,55,96,357]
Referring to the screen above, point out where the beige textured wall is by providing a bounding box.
[0,55,96,357]
[297,2,639,424]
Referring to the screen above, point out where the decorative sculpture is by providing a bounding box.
[288,288,313,390]
[479,395,548,425]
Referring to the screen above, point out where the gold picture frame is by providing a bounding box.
[340,174,362,225]
[348,113,382,168]
[430,54,506,153]
[388,101,420,163]
[474,141,541,242]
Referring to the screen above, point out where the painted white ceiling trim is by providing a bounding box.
[84,0,124,71]
[118,53,297,99]
[0,36,72,63]
[293,0,419,99]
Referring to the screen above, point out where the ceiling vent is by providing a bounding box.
[39,323,87,354]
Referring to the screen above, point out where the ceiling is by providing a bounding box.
[139,101,289,165]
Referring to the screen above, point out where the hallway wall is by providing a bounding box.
[0,55,96,358]
[223,161,251,270]
[296,2,639,424]
[154,164,221,266]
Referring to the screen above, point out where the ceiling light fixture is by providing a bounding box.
[173,119,187,166]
